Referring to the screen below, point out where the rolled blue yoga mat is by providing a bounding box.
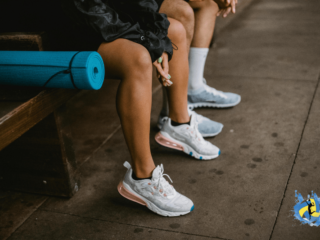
[0,51,105,90]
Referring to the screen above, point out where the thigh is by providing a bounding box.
[159,0,191,19]
[97,39,152,79]
[189,0,219,10]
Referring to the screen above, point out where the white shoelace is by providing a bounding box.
[187,120,205,143]
[189,110,204,124]
[154,164,174,196]
[204,84,228,99]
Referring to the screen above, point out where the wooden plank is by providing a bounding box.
[0,31,80,197]
[54,104,80,197]
[0,32,49,51]
[0,88,79,151]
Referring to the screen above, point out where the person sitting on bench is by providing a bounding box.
[157,0,241,137]
[62,0,221,217]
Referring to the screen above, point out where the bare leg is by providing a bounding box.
[166,18,190,123]
[97,19,190,177]
[159,0,194,51]
[159,1,219,119]
[98,39,155,178]
[158,1,195,121]
[189,0,219,48]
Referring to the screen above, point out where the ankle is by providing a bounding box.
[169,111,190,124]
[171,118,190,127]
[132,171,152,180]
[132,162,155,179]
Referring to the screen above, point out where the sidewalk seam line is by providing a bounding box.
[6,197,49,240]
[39,208,232,240]
[268,72,320,240]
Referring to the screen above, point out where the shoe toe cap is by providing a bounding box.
[223,92,241,104]
[198,119,223,135]
[206,142,220,155]
[177,195,194,212]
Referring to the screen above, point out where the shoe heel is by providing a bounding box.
[155,132,184,151]
[117,181,147,206]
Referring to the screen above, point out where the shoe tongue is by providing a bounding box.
[190,113,197,126]
[152,165,162,180]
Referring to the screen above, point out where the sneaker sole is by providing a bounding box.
[157,123,223,138]
[155,132,220,160]
[117,181,192,217]
[188,97,241,110]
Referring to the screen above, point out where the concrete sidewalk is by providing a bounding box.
[1,0,320,239]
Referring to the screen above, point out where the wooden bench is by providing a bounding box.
[0,32,81,197]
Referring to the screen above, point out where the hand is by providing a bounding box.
[217,0,237,17]
[153,52,173,87]
[214,0,230,9]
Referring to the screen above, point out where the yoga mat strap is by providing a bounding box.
[43,51,82,89]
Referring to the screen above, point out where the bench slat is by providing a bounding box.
[0,88,79,151]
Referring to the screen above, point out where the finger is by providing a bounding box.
[217,10,221,16]
[231,0,236,13]
[154,63,168,80]
[223,7,231,17]
[166,79,173,86]
[162,54,169,78]
[163,79,173,87]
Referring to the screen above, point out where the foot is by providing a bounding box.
[118,161,194,217]
[155,112,221,160]
[188,79,241,109]
[157,109,223,137]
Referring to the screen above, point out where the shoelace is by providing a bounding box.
[187,120,205,143]
[155,164,174,196]
[189,110,204,124]
[204,85,228,99]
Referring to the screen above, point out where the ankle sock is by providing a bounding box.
[171,119,191,127]
[132,171,152,181]
[188,47,209,92]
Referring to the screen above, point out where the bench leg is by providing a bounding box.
[0,104,80,197]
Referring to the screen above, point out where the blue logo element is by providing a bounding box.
[294,190,320,226]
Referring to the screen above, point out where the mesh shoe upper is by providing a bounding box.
[188,80,241,106]
[123,162,193,213]
[158,109,223,137]
[161,112,220,156]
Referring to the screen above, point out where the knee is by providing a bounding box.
[178,2,194,24]
[168,19,187,45]
[208,0,219,15]
[128,47,153,76]
[202,0,220,15]
[173,2,194,37]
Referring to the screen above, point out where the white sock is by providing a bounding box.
[188,47,209,92]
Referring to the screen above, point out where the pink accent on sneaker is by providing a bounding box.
[117,181,147,206]
[155,132,184,151]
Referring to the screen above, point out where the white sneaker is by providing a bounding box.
[118,161,194,217]
[188,79,241,109]
[155,112,221,160]
[157,109,223,137]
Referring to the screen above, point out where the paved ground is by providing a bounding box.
[1,0,320,239]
